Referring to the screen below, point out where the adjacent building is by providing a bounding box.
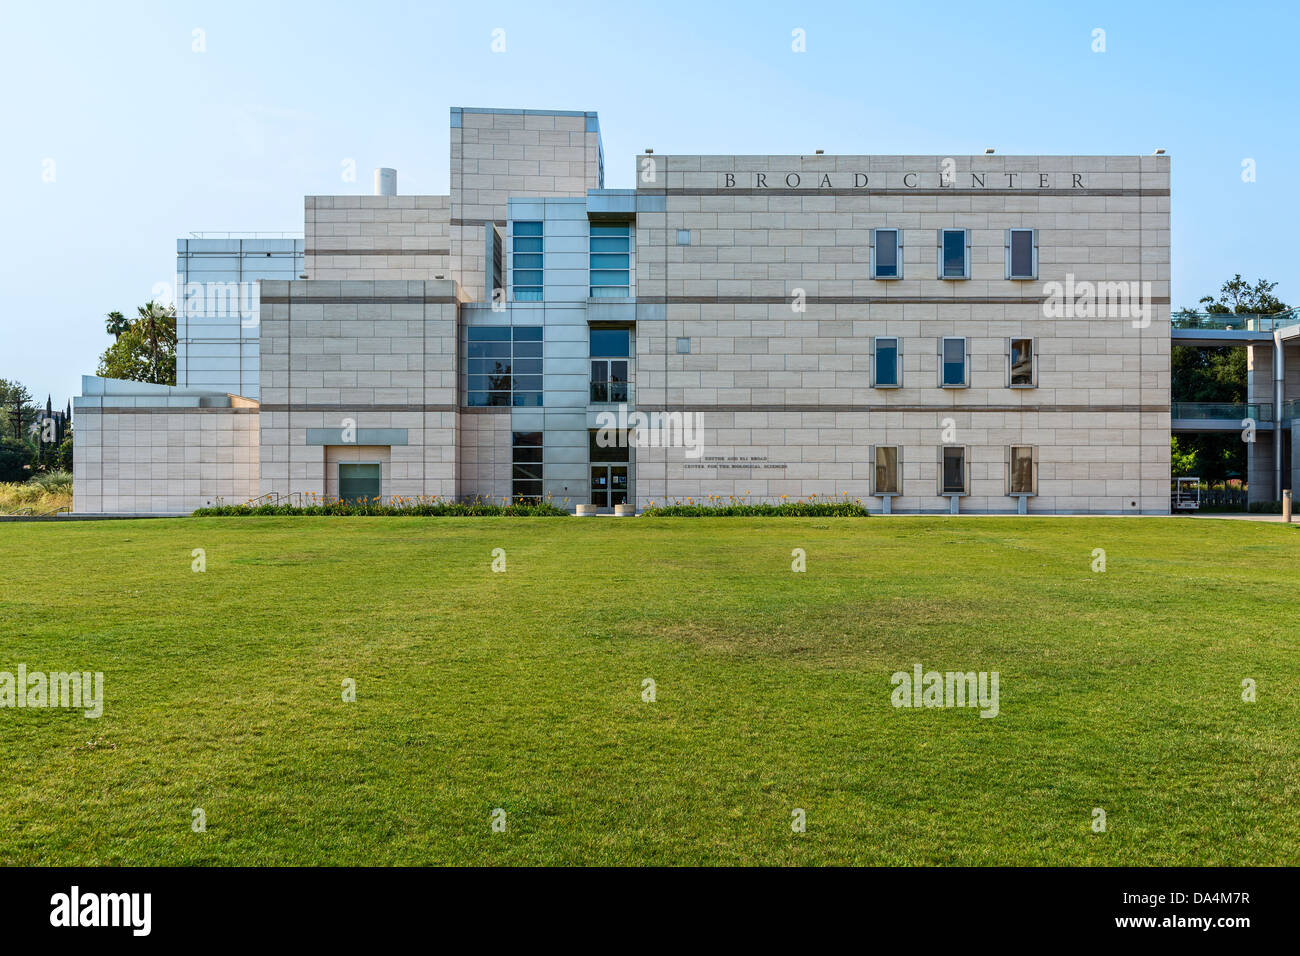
[74,105,1290,515]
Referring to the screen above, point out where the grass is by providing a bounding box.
[0,471,72,514]
[0,515,1297,866]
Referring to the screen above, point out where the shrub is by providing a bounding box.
[1247,500,1283,514]
[193,495,570,517]
[0,472,74,514]
[29,470,73,494]
[641,495,870,517]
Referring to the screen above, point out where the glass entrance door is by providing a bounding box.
[338,462,381,504]
[590,465,628,507]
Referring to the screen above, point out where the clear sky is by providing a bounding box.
[2,0,1297,405]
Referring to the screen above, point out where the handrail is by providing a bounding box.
[188,231,303,239]
[1171,310,1299,333]
[244,492,308,507]
[1171,402,1273,421]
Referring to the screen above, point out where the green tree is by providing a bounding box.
[54,434,74,472]
[1170,437,1198,478]
[0,438,34,483]
[1192,274,1286,315]
[105,310,130,341]
[0,380,38,444]
[97,301,177,385]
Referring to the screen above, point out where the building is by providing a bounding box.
[72,104,1294,515]
[175,234,304,400]
[1171,310,1299,505]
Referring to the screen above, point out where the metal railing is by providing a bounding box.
[589,382,633,404]
[1171,402,1272,421]
[189,231,303,239]
[244,492,306,507]
[1171,310,1299,333]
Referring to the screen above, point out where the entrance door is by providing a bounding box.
[590,465,629,507]
[338,462,381,504]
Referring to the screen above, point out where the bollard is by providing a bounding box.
[1284,489,1293,523]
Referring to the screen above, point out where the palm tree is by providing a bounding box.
[105,310,129,341]
[134,301,174,384]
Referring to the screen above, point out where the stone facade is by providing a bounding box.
[73,105,1197,515]
[630,153,1171,513]
[304,195,450,282]
[73,402,258,514]
[450,108,603,303]
[256,279,463,501]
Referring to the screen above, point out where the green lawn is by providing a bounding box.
[0,516,1297,866]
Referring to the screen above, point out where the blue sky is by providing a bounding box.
[3,0,1298,405]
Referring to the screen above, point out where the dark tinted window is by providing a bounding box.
[876,338,898,386]
[942,338,966,386]
[942,230,966,278]
[942,447,965,494]
[875,229,898,277]
[1010,229,1034,278]
[590,328,630,357]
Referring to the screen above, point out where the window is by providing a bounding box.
[512,221,543,301]
[938,228,969,279]
[1006,228,1037,280]
[676,229,691,246]
[874,446,901,495]
[487,224,504,305]
[676,337,691,354]
[940,337,968,387]
[940,446,968,495]
[512,431,543,501]
[1009,338,1035,387]
[873,336,900,387]
[590,224,631,298]
[590,327,630,403]
[466,326,543,407]
[872,228,903,279]
[1008,445,1036,496]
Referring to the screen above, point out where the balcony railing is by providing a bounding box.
[590,381,632,404]
[1171,310,1299,332]
[1171,402,1272,421]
